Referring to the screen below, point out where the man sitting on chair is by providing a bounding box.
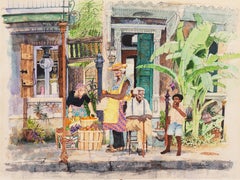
[126,87,163,156]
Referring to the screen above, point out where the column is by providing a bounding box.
[59,21,68,164]
[114,28,122,63]
[152,30,161,117]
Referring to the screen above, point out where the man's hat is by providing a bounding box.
[133,87,145,95]
[108,62,127,71]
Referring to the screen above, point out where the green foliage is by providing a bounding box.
[43,129,56,142]
[26,116,46,143]
[68,61,91,68]
[84,78,98,115]
[159,111,166,129]
[137,13,240,138]
[183,115,223,146]
[69,0,103,38]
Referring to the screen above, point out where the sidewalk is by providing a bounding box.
[3,141,235,173]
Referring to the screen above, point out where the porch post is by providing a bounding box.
[114,28,121,63]
[165,90,170,146]
[59,21,68,164]
[152,30,162,117]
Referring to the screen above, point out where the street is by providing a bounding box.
[1,167,239,180]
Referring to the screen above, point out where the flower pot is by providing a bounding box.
[23,129,35,142]
[211,128,221,142]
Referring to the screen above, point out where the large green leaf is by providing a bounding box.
[206,54,219,64]
[166,52,182,60]
[211,74,223,80]
[213,81,226,89]
[181,21,212,68]
[186,65,228,83]
[193,13,203,25]
[192,55,204,67]
[136,64,177,80]
[150,41,180,61]
[218,53,240,61]
[200,74,214,91]
[176,21,185,41]
[210,31,236,43]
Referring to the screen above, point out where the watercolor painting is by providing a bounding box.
[0,0,240,179]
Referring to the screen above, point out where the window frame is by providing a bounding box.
[34,45,59,98]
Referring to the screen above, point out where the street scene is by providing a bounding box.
[1,0,240,179]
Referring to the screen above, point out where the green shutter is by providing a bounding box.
[136,34,154,109]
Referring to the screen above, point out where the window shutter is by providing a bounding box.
[20,44,34,97]
[58,45,63,97]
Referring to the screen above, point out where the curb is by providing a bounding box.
[5,160,233,172]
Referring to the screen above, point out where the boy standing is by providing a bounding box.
[161,94,186,156]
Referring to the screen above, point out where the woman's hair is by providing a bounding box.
[75,83,85,90]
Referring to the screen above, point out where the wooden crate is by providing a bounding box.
[55,128,78,149]
[78,130,103,150]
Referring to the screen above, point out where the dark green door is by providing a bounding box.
[136,33,154,109]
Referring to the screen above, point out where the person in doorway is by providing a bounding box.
[160,93,186,156]
[125,87,163,156]
[66,83,96,117]
[101,62,132,152]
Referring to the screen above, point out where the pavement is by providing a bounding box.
[2,141,237,173]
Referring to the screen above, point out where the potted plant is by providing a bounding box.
[22,116,45,143]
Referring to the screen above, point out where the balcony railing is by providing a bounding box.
[67,36,102,62]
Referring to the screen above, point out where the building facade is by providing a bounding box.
[1,0,240,144]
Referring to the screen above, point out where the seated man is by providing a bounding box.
[125,87,163,156]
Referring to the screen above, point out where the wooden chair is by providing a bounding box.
[126,130,148,155]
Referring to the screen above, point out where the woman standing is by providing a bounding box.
[101,63,131,152]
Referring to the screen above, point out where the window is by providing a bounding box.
[34,46,59,97]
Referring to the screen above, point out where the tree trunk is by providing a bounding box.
[192,111,201,138]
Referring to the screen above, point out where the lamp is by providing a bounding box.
[94,54,104,99]
[68,0,80,25]
[107,46,116,64]
[40,46,54,70]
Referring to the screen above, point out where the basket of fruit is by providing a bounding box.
[80,116,98,127]
[78,123,103,150]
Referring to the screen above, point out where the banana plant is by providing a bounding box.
[137,14,240,138]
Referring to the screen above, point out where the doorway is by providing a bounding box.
[122,33,154,108]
